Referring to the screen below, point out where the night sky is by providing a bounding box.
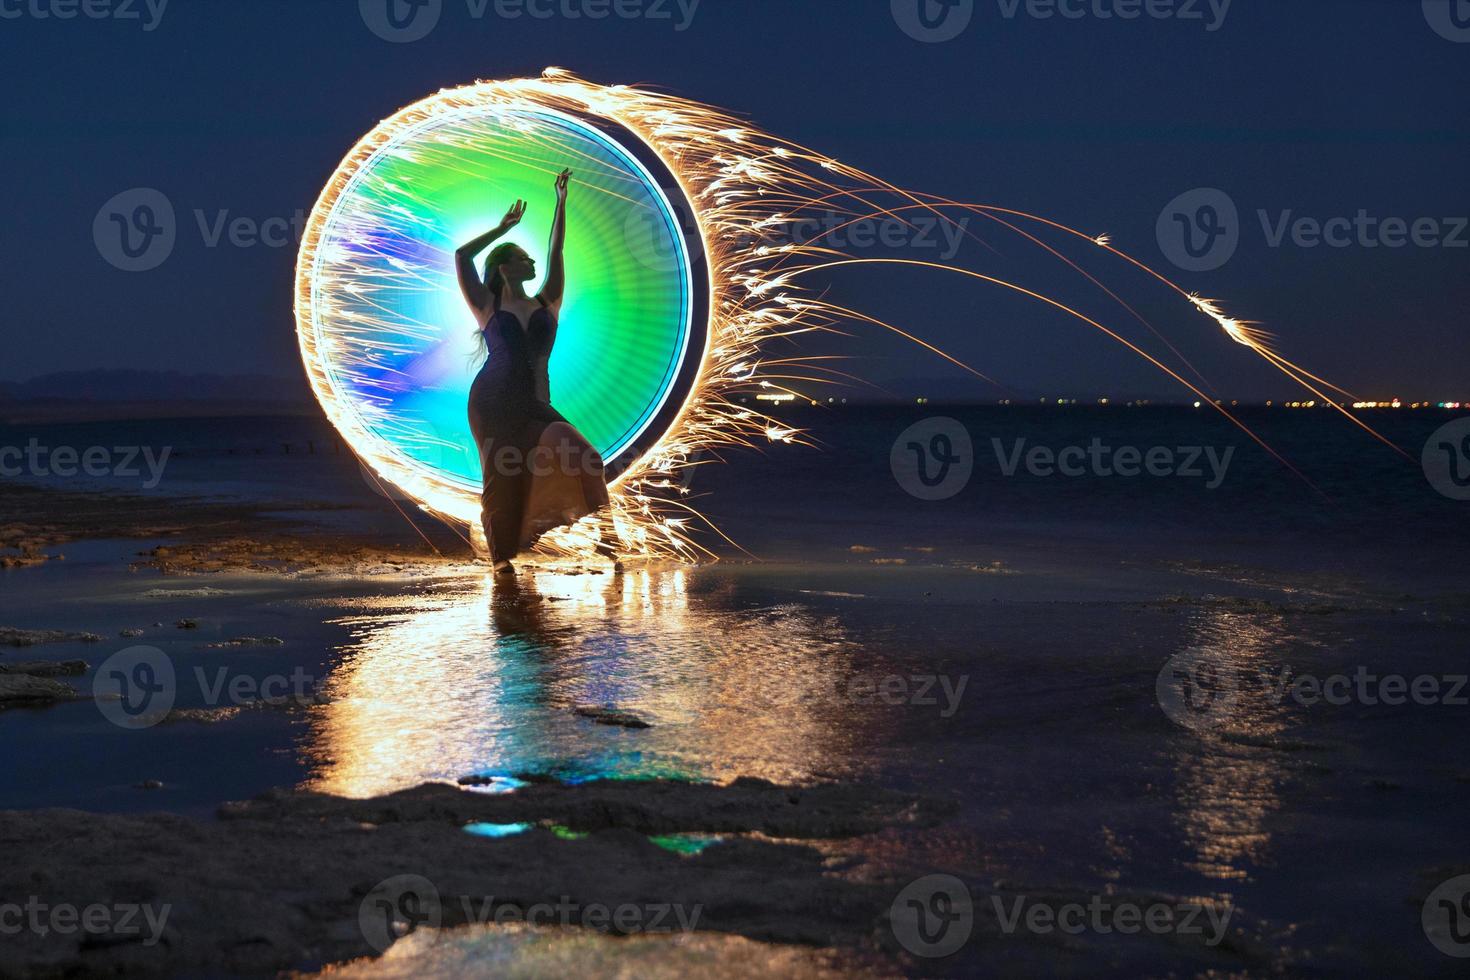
[3,0,1466,401]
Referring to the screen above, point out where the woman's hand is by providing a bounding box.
[499,199,527,231]
[542,170,571,309]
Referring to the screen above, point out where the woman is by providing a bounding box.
[458,169,610,575]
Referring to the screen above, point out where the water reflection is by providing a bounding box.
[302,567,875,797]
[1166,609,1293,881]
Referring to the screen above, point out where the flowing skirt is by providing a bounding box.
[468,390,609,561]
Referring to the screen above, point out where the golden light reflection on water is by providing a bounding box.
[1168,609,1292,882]
[303,567,877,797]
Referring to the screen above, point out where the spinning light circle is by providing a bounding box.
[300,72,1337,560]
[295,84,710,530]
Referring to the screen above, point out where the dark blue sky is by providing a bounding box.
[3,0,1466,400]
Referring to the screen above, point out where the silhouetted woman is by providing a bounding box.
[458,169,610,575]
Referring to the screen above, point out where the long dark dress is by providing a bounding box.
[468,296,609,561]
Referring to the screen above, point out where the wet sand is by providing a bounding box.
[2,467,1469,977]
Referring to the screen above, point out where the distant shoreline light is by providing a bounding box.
[734,396,1466,410]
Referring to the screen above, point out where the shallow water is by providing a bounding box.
[3,408,1469,975]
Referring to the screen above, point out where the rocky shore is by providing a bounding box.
[0,779,953,977]
[0,481,458,577]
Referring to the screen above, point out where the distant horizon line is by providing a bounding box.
[1,368,1462,411]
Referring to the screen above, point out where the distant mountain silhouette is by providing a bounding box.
[0,370,316,422]
[2,370,311,404]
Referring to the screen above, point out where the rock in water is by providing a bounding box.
[0,660,88,677]
[0,627,103,647]
[0,674,79,704]
[574,706,653,729]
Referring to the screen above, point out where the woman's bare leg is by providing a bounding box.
[518,422,610,550]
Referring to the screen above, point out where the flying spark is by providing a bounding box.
[296,68,1399,563]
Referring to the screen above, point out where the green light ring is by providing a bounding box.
[300,97,709,508]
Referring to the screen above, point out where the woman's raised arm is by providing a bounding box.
[539,170,571,310]
[457,200,525,316]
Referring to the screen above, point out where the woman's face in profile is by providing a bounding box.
[503,248,536,282]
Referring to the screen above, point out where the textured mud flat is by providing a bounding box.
[0,482,457,576]
[0,779,952,978]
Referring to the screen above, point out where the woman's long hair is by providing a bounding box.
[471,242,521,363]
